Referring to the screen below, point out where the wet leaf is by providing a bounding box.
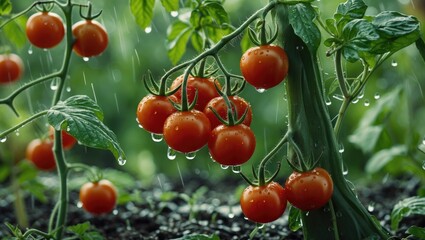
[406,226,425,239]
[365,145,407,174]
[130,0,155,29]
[167,20,192,64]
[160,0,179,12]
[288,206,302,231]
[47,95,126,161]
[288,3,321,52]
[391,196,425,231]
[0,0,11,15]
[2,16,27,49]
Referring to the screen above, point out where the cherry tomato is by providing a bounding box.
[72,20,108,57]
[285,167,334,211]
[240,45,289,90]
[79,179,117,215]
[136,95,177,134]
[48,127,77,150]
[204,95,252,129]
[26,11,65,49]
[163,110,211,153]
[0,54,24,84]
[240,182,287,223]
[26,139,55,171]
[208,124,255,166]
[170,75,222,111]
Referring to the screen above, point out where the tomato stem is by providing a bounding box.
[0,111,48,139]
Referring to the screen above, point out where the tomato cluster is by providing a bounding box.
[25,10,108,57]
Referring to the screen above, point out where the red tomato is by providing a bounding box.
[204,95,252,129]
[0,54,24,84]
[48,127,77,150]
[72,20,108,57]
[136,95,177,134]
[26,139,55,171]
[26,11,65,49]
[163,110,211,153]
[285,167,334,211]
[170,75,221,111]
[240,45,289,90]
[240,182,287,223]
[79,179,117,215]
[208,124,255,166]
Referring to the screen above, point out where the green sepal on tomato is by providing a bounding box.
[285,167,334,211]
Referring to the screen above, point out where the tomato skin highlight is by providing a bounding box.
[26,11,65,49]
[170,75,221,111]
[240,45,289,90]
[285,167,334,211]
[48,127,77,150]
[208,124,255,166]
[0,54,24,84]
[79,179,117,215]
[240,182,287,223]
[204,95,252,129]
[136,95,177,134]
[163,110,211,153]
[26,139,56,171]
[72,20,108,57]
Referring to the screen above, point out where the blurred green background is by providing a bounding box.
[1,0,425,191]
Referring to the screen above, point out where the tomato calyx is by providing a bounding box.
[78,1,103,20]
[143,71,180,97]
[287,137,323,173]
[248,18,279,46]
[35,2,54,12]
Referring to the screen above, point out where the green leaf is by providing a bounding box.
[325,18,338,36]
[160,0,179,12]
[341,19,379,62]
[365,145,407,174]
[288,206,302,231]
[191,29,204,53]
[407,226,425,239]
[288,3,321,52]
[348,125,383,154]
[173,234,220,240]
[22,180,48,203]
[67,222,90,235]
[335,0,367,20]
[0,0,11,15]
[391,196,425,231]
[167,20,193,64]
[3,16,27,49]
[203,1,229,26]
[416,38,425,63]
[371,11,420,54]
[67,222,105,240]
[240,29,253,53]
[130,0,155,29]
[47,95,126,161]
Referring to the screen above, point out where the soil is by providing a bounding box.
[0,174,423,240]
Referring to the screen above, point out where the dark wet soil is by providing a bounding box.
[0,174,423,240]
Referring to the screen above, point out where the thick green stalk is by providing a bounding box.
[275,5,389,240]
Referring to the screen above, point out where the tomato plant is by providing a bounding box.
[240,45,288,90]
[136,95,177,134]
[26,11,65,49]
[170,75,221,111]
[72,20,108,57]
[240,181,287,224]
[204,95,252,129]
[26,139,55,171]
[285,167,333,211]
[79,179,117,215]
[48,126,77,150]
[0,53,24,84]
[163,110,211,153]
[208,124,255,166]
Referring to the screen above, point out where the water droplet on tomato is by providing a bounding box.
[220,164,229,170]
[391,60,398,67]
[118,157,127,166]
[0,137,7,143]
[83,57,89,62]
[231,165,241,173]
[167,147,176,160]
[256,88,266,93]
[185,151,196,160]
[364,99,370,107]
[151,133,163,142]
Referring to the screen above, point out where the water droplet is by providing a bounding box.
[305,211,310,216]
[332,94,343,101]
[256,88,266,93]
[352,98,359,104]
[167,147,176,160]
[77,201,83,208]
[83,57,89,62]
[364,99,370,107]
[367,203,375,212]
[358,90,365,99]
[144,26,152,33]
[228,213,235,218]
[325,96,332,106]
[151,133,163,142]
[391,60,398,67]
[220,164,229,170]
[231,165,241,173]
[118,157,127,166]
[338,143,345,153]
[0,137,7,143]
[296,46,304,51]
[170,11,178,17]
[374,93,380,100]
[422,137,425,145]
[66,126,71,132]
[28,46,33,55]
[50,79,58,90]
[336,211,343,218]
[15,130,20,136]
[422,161,425,170]
[113,209,119,215]
[185,151,196,160]
[257,223,265,229]
[342,163,348,176]
[138,124,143,129]
[66,86,71,92]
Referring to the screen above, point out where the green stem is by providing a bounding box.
[335,50,350,98]
[333,98,350,138]
[22,228,53,239]
[0,1,55,29]
[0,111,48,139]
[53,129,68,239]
